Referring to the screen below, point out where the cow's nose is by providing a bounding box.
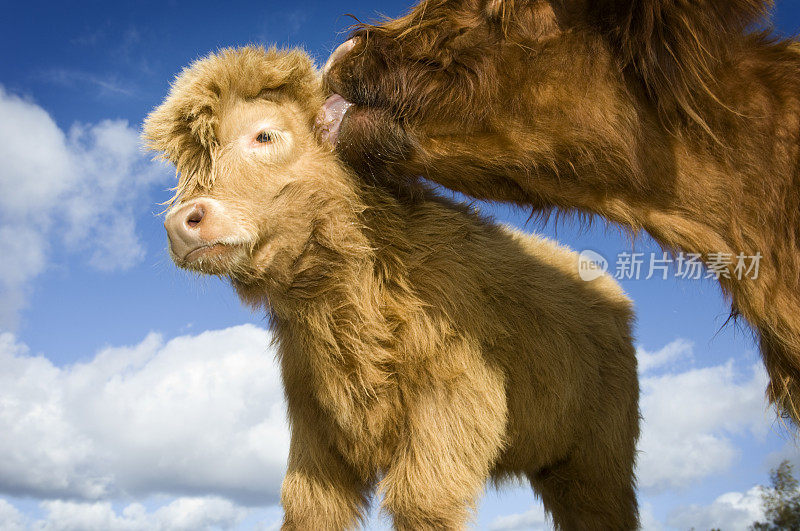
[164,200,213,259]
[184,204,204,228]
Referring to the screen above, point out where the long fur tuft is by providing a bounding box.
[142,46,323,203]
[587,0,774,134]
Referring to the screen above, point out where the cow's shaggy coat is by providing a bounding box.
[323,0,800,426]
[143,47,640,529]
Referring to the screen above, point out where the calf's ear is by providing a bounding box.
[587,0,772,128]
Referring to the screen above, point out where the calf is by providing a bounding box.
[143,46,639,530]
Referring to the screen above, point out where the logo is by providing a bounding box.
[578,250,608,282]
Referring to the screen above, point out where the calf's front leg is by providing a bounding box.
[380,363,507,530]
[281,417,372,530]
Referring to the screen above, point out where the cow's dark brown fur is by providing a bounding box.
[324,0,800,426]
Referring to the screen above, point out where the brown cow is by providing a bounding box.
[323,0,800,426]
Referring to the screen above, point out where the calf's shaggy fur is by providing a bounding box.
[324,0,800,426]
[143,46,639,529]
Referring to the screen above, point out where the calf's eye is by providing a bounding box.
[256,131,274,143]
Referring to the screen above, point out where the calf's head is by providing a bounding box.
[143,47,347,294]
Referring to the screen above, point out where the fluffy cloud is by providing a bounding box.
[636,341,771,491]
[0,331,780,529]
[488,505,548,531]
[666,487,766,530]
[636,339,693,374]
[0,499,25,531]
[639,503,663,531]
[0,496,248,531]
[0,86,164,329]
[0,325,288,505]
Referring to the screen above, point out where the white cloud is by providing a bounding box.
[639,502,663,531]
[0,498,26,531]
[666,486,766,530]
[0,227,47,328]
[148,497,247,531]
[765,441,800,471]
[0,325,288,504]
[637,339,693,374]
[488,505,548,531]
[0,86,164,329]
[11,496,246,531]
[636,342,772,491]
[0,330,781,529]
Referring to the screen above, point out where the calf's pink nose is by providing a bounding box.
[185,205,204,227]
[164,200,212,259]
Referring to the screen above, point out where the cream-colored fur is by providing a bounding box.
[143,46,640,530]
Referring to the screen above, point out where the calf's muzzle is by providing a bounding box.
[164,198,236,261]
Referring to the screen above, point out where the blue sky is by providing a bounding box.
[0,1,798,529]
